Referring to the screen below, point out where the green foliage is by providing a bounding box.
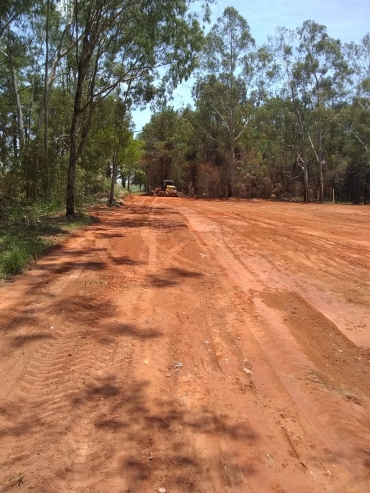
[140,106,200,191]
[193,7,268,196]
[0,244,33,275]
[0,1,369,206]
[0,202,93,278]
[0,0,215,214]
[141,15,370,202]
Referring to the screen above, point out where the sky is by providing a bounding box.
[132,0,370,133]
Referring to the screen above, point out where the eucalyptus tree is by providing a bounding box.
[4,31,26,156]
[346,34,370,97]
[0,0,36,42]
[0,0,68,199]
[40,0,76,192]
[0,0,37,157]
[63,0,213,215]
[249,97,300,196]
[297,21,349,201]
[345,35,370,156]
[194,7,260,197]
[270,21,349,202]
[79,95,131,204]
[342,34,370,202]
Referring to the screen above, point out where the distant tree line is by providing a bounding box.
[141,8,370,203]
[0,2,369,210]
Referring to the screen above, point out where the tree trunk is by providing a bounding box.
[298,116,309,203]
[10,65,25,153]
[317,128,324,202]
[66,71,84,215]
[364,169,370,205]
[351,172,359,205]
[109,152,118,205]
[227,107,236,198]
[228,145,236,197]
[66,130,77,215]
[12,113,18,158]
[44,0,50,198]
[38,9,75,132]
[66,23,92,216]
[303,169,309,202]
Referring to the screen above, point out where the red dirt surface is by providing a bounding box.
[0,195,370,493]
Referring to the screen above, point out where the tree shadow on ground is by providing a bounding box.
[145,267,202,288]
[164,267,203,278]
[109,256,146,266]
[71,375,259,492]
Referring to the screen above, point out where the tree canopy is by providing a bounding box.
[1,4,369,207]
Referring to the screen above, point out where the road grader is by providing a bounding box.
[154,180,178,197]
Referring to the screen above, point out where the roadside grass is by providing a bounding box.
[0,203,94,280]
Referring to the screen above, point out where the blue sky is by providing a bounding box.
[132,0,370,133]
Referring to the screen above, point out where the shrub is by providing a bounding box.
[0,244,31,275]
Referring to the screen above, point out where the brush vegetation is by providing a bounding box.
[0,202,93,278]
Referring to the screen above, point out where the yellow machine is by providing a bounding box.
[155,180,178,196]
[164,184,178,196]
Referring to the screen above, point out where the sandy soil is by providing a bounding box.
[0,195,370,493]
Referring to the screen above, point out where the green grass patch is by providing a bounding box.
[0,204,94,279]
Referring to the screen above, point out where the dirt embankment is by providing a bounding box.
[0,196,369,493]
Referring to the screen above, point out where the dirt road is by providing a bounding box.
[1,195,370,493]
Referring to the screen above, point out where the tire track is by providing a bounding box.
[178,203,369,492]
[0,225,133,491]
[1,196,370,492]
